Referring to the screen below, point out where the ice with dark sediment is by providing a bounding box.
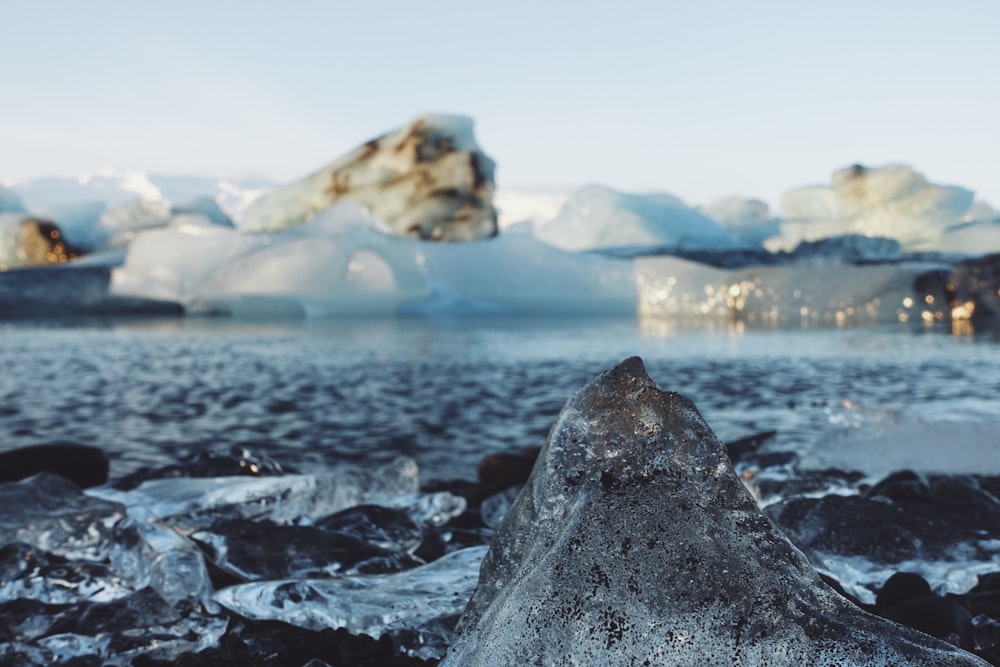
[443,357,989,666]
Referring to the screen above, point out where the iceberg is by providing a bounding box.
[241,114,498,241]
[4,171,268,251]
[534,184,741,253]
[635,254,952,326]
[699,195,780,247]
[769,164,980,252]
[0,185,25,214]
[110,202,429,316]
[110,201,639,317]
[493,189,567,230]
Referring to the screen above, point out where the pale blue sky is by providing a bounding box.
[3,0,998,211]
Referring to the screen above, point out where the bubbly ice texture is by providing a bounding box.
[444,357,989,666]
[213,545,487,661]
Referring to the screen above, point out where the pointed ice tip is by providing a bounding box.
[614,355,647,377]
[574,355,660,412]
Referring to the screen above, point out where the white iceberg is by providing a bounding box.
[111,200,638,317]
[534,184,741,253]
[5,171,270,250]
[699,195,780,247]
[214,545,488,660]
[241,113,497,241]
[493,188,568,230]
[0,184,26,214]
[769,164,980,252]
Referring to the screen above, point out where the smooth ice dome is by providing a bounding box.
[443,357,988,666]
[534,184,740,252]
[241,113,497,241]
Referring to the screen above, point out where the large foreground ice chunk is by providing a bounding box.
[534,184,740,252]
[242,114,497,240]
[443,358,987,666]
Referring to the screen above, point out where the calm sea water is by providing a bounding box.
[2,316,999,483]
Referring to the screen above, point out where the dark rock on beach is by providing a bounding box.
[0,442,108,488]
[766,472,1000,565]
[443,357,988,665]
[875,572,975,651]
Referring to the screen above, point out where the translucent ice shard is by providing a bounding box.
[213,545,488,659]
[0,473,126,561]
[0,542,132,604]
[312,505,423,554]
[108,521,214,609]
[534,184,741,253]
[189,517,415,580]
[388,491,467,528]
[479,486,520,529]
[88,474,320,523]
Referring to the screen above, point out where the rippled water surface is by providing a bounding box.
[2,316,999,482]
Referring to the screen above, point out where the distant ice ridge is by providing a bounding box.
[110,198,961,325]
[3,170,270,250]
[768,164,998,254]
[110,201,639,317]
[533,184,746,252]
